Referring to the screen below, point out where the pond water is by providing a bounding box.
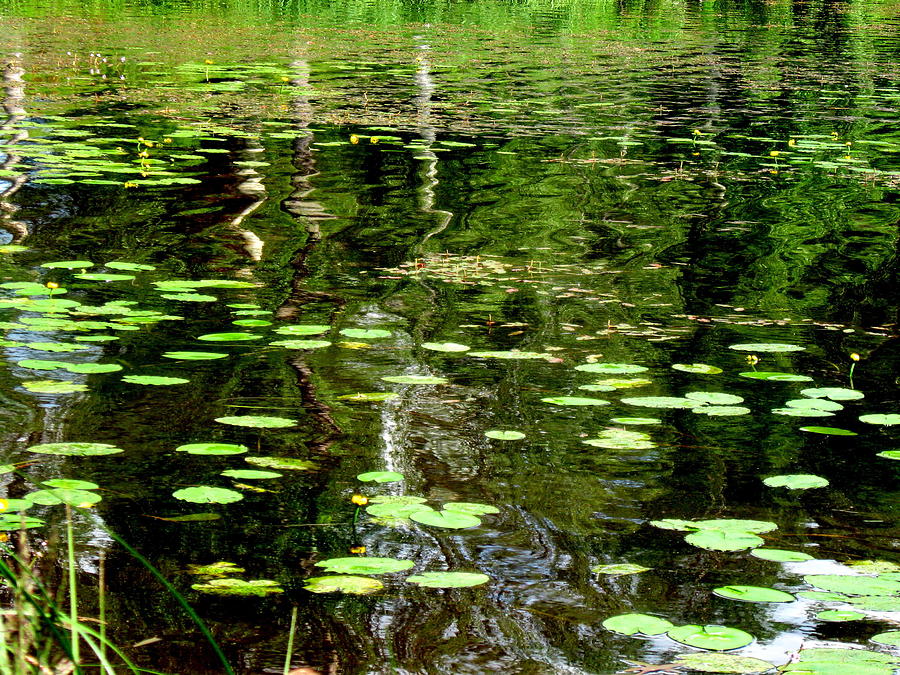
[1,0,900,672]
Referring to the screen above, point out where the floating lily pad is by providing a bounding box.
[786,398,844,411]
[801,387,864,401]
[197,333,263,341]
[337,392,399,402]
[303,575,383,594]
[192,578,283,596]
[621,396,701,409]
[763,474,829,490]
[583,429,655,450]
[315,557,414,574]
[485,430,525,440]
[750,548,814,562]
[24,342,90,353]
[22,380,89,394]
[785,647,898,674]
[42,479,99,490]
[729,343,805,353]
[574,362,649,374]
[122,375,190,386]
[214,416,296,428]
[41,260,94,269]
[357,471,404,483]
[848,560,900,574]
[382,375,448,385]
[66,363,123,374]
[27,442,123,456]
[273,325,330,336]
[609,417,661,425]
[339,328,391,339]
[0,515,44,530]
[269,339,332,349]
[160,293,217,302]
[591,563,651,576]
[27,488,102,506]
[405,572,489,588]
[602,613,674,636]
[817,609,865,621]
[105,262,156,271]
[592,378,653,389]
[74,335,118,343]
[75,273,135,282]
[409,510,481,529]
[666,624,754,651]
[798,591,849,602]
[468,351,548,360]
[368,495,428,505]
[877,451,900,460]
[244,457,317,471]
[422,342,470,352]
[772,407,834,418]
[848,596,900,611]
[713,585,795,603]
[860,414,900,426]
[800,426,857,436]
[220,469,281,480]
[366,502,434,518]
[693,519,778,533]
[672,363,723,375]
[673,653,775,674]
[740,372,813,382]
[187,561,245,576]
[443,502,499,515]
[162,351,228,360]
[870,631,900,647]
[541,396,609,406]
[578,384,617,392]
[694,405,751,416]
[685,530,765,551]
[17,360,71,371]
[686,392,744,405]
[650,519,697,531]
[176,443,248,456]
[804,575,900,596]
[172,486,244,504]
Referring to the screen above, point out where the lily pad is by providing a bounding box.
[591,563,651,576]
[27,488,102,506]
[673,653,775,674]
[273,325,330,336]
[602,613,674,636]
[269,339,332,349]
[672,363,723,375]
[357,471,404,483]
[22,380,89,394]
[27,442,123,456]
[816,609,865,621]
[405,572,489,588]
[750,548,814,562]
[365,502,433,518]
[801,387,864,401]
[422,342,470,352]
[24,342,90,353]
[666,624,754,650]
[800,426,858,436]
[214,416,296,428]
[315,557,414,574]
[763,474,829,489]
[65,363,123,374]
[798,591,849,602]
[621,396,701,409]
[382,375,448,385]
[579,384,618,392]
[870,631,900,647]
[409,510,481,529]
[729,343,805,352]
[187,561,245,576]
[0,515,44,530]
[609,417,661,425]
[17,360,71,371]
[339,328,391,339]
[244,457,317,471]
[784,647,898,674]
[541,396,609,406]
[693,519,777,533]
[162,352,228,360]
[485,430,525,440]
[443,502,499,515]
[192,578,283,596]
[772,407,834,418]
[368,495,428,505]
[693,405,751,416]
[685,392,744,405]
[591,378,653,389]
[220,469,281,480]
[468,351,548,360]
[75,273,135,282]
[172,486,244,504]
[740,372,813,382]
[41,260,94,269]
[848,596,900,611]
[176,443,248,456]
[685,530,765,551]
[583,429,655,450]
[197,333,263,342]
[574,363,648,374]
[105,262,156,271]
[337,392,399,402]
[786,398,844,411]
[160,293,217,302]
[848,560,900,574]
[303,575,383,594]
[860,414,900,426]
[42,479,99,490]
[877,451,900,460]
[122,375,190,386]
[804,575,900,596]
[713,585,795,603]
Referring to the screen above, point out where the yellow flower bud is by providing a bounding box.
[769,150,780,157]
[0,499,8,511]
[788,138,796,147]
[349,546,366,554]
[370,136,379,144]
[850,353,860,362]
[351,494,368,506]
[349,134,359,144]
[45,282,59,289]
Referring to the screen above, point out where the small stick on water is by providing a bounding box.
[282,605,298,675]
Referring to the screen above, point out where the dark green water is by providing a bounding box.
[0,0,899,672]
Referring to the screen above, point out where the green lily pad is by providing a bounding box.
[800,426,857,436]
[41,260,94,269]
[443,502,499,515]
[75,273,135,282]
[786,398,844,411]
[192,578,283,596]
[27,442,123,456]
[220,469,281,480]
[591,563,651,576]
[685,392,744,405]
[673,653,775,674]
[176,443,248,456]
[368,495,428,505]
[772,407,835,418]
[105,262,156,271]
[339,328,391,339]
[27,488,102,506]
[740,372,813,382]
[860,414,900,426]
[541,396,609,406]
[303,575,383,594]
[672,363,723,375]
[74,336,119,343]
[273,325,330,336]
[798,591,849,602]
[172,486,244,504]
[162,351,228,360]
[602,613,674,636]
[574,363,648,374]
[591,378,653,389]
[468,351,548,360]
[783,648,898,674]
[650,518,696,531]
[405,572,489,588]
[693,519,777,533]
[847,560,900,574]
[685,530,765,551]
[485,430,525,440]
[122,375,190,386]
[42,479,99,490]
[877,451,900,460]
[22,380,89,394]
[609,417,661,425]
[666,624,754,650]
[729,343,805,352]
[269,339,332,349]
[750,548,814,562]
[817,609,865,621]
[422,342,470,352]
[315,557,414,574]
[197,333,263,341]
[621,396,701,409]
[801,387,864,401]
[365,502,433,518]
[382,375,449,385]
[357,471,404,483]
[409,510,481,529]
[65,363,123,374]
[870,631,900,647]
[160,293,217,302]
[0,515,44,530]
[763,474,829,489]
[214,416,296,428]
[17,360,71,371]
[187,561,245,576]
[583,429,655,450]
[244,457,317,471]
[804,574,900,596]
[848,596,900,611]
[713,585,795,603]
[579,384,618,392]
[337,392,399,402]
[693,405,751,416]
[24,342,90,353]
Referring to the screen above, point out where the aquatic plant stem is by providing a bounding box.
[99,551,106,664]
[282,605,298,675]
[65,504,80,667]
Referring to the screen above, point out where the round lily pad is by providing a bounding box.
[804,575,900,596]
[176,443,248,455]
[729,343,805,352]
[42,479,99,490]
[772,407,834,418]
[591,563,651,576]
[315,557,414,574]
[750,549,814,562]
[801,387,864,401]
[602,613,674,636]
[27,442,123,456]
[685,530,765,551]
[422,342,470,352]
[366,502,434,518]
[860,414,900,426]
[357,471,404,483]
[382,375,448,385]
[122,375,190,386]
[232,319,272,327]
[339,328,391,339]
[41,260,94,269]
[800,426,858,436]
[162,351,228,360]
[220,469,281,480]
[580,384,627,392]
[172,486,244,504]
[574,362,648,374]
[877,451,900,460]
[740,372,813,382]
[685,392,744,405]
[197,333,263,342]
[269,339,332,349]
[273,325,330,336]
[244,457,317,471]
[870,631,900,647]
[693,519,777,533]
[75,273,135,282]
[65,363,123,374]
[22,380,89,394]
[621,396,701,409]
[816,609,865,621]
[485,430,525,440]
[409,510,481,529]
[666,624,754,650]
[214,416,296,428]
[786,398,844,412]
[337,392,399,402]
[27,488,102,506]
[405,572,489,588]
[763,474,829,489]
[541,396,609,406]
[849,596,900,611]
[192,578,283,596]
[672,363,723,375]
[673,653,776,674]
[303,575,383,594]
[713,585,795,603]
[693,405,751,416]
[609,417,661,425]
